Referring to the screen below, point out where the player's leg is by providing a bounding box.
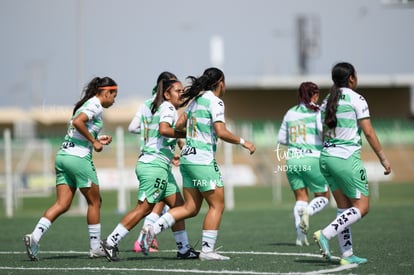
[293,188,309,245]
[101,162,163,261]
[314,152,368,262]
[24,184,76,261]
[24,154,81,261]
[306,157,330,218]
[134,202,165,252]
[287,159,309,244]
[196,160,229,261]
[140,163,205,257]
[80,183,105,258]
[163,191,199,259]
[101,199,154,261]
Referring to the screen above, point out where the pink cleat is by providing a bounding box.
[133,240,142,253]
[134,237,158,253]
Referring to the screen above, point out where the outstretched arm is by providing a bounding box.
[213,121,256,154]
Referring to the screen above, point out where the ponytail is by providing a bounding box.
[73,76,117,115]
[180,67,224,107]
[324,62,356,129]
[324,85,341,129]
[298,82,320,112]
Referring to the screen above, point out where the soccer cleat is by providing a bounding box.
[298,208,310,234]
[89,246,107,259]
[151,238,159,251]
[23,234,39,261]
[133,239,158,253]
[199,251,230,261]
[296,235,310,246]
[139,225,155,256]
[340,255,368,265]
[313,230,331,260]
[177,247,200,259]
[100,240,120,261]
[133,240,142,253]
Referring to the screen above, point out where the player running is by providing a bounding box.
[278,81,330,246]
[100,77,199,261]
[23,77,118,260]
[138,67,256,261]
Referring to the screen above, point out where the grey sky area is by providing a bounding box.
[1,0,413,108]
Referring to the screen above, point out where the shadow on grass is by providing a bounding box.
[295,258,340,266]
[34,255,86,260]
[123,255,177,261]
[267,242,297,247]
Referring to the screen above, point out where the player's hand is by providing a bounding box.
[172,155,180,166]
[93,140,103,152]
[381,158,391,175]
[98,135,112,145]
[243,140,256,155]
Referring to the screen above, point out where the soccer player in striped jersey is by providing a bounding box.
[101,77,198,261]
[278,82,330,247]
[23,77,118,261]
[313,62,391,265]
[128,72,177,253]
[139,67,256,261]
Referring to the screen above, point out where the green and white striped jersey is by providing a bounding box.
[59,96,103,158]
[320,87,370,159]
[278,103,323,158]
[181,90,225,165]
[139,99,178,165]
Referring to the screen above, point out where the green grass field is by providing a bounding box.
[1,183,413,274]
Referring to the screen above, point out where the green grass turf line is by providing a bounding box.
[0,182,413,274]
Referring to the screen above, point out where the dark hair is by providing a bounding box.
[152,71,177,95]
[180,67,224,107]
[324,62,356,129]
[73,76,117,115]
[151,78,180,114]
[298,82,319,111]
